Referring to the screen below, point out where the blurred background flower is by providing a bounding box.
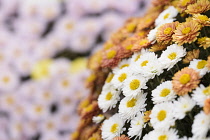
[0,0,151,139]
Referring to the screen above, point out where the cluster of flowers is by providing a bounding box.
[0,0,150,140]
[73,0,210,140]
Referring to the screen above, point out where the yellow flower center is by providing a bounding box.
[86,74,96,83]
[158,135,168,140]
[197,60,207,69]
[179,74,191,84]
[182,27,191,34]
[125,44,133,50]
[138,32,145,37]
[136,121,141,125]
[110,123,119,133]
[126,23,136,32]
[181,0,190,6]
[85,104,93,112]
[198,37,206,44]
[65,23,74,30]
[35,105,43,113]
[146,18,152,23]
[164,27,172,35]
[118,73,127,82]
[167,52,177,60]
[120,64,129,69]
[139,39,148,46]
[164,13,170,19]
[6,96,14,105]
[203,86,210,96]
[130,79,140,90]
[135,55,141,62]
[89,137,97,140]
[197,15,209,21]
[105,92,113,100]
[2,76,10,83]
[106,50,117,59]
[160,88,170,97]
[126,98,137,107]
[141,60,149,66]
[106,73,114,83]
[62,79,70,87]
[157,110,167,121]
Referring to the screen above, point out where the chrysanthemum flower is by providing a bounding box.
[150,102,175,130]
[189,59,209,77]
[132,52,164,78]
[173,94,196,119]
[149,42,167,52]
[155,6,178,26]
[98,84,121,112]
[156,22,178,45]
[101,46,121,68]
[152,81,177,104]
[177,0,196,12]
[204,98,210,115]
[197,37,210,49]
[192,111,210,139]
[159,44,186,70]
[122,75,147,97]
[192,84,210,107]
[186,0,210,14]
[193,14,210,27]
[101,114,125,140]
[113,58,131,75]
[128,112,145,139]
[112,68,132,90]
[118,93,147,120]
[173,21,201,46]
[172,67,200,96]
[146,129,179,140]
[131,37,151,52]
[182,49,200,64]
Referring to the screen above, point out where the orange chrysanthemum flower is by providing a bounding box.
[172,67,200,96]
[197,37,210,49]
[113,135,130,140]
[186,0,210,14]
[173,21,201,46]
[182,49,200,64]
[101,46,121,68]
[193,14,210,26]
[177,0,196,12]
[144,110,151,123]
[156,22,179,45]
[88,49,103,71]
[149,42,167,52]
[131,37,151,52]
[204,98,210,115]
[207,56,210,70]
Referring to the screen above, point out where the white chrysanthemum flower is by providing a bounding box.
[189,59,209,77]
[147,27,158,44]
[119,93,147,120]
[98,84,121,112]
[192,111,210,139]
[152,81,176,104]
[122,75,147,97]
[92,114,105,124]
[132,52,164,79]
[0,67,19,92]
[130,49,150,63]
[159,44,186,70]
[101,114,125,140]
[128,112,145,139]
[192,84,210,107]
[112,67,132,90]
[173,94,196,119]
[155,6,178,26]
[150,102,175,130]
[113,58,131,74]
[148,128,179,140]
